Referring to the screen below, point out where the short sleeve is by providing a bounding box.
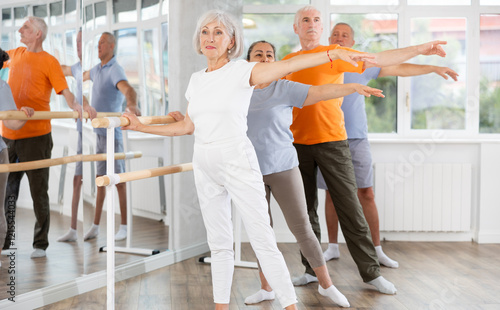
[0,82,17,111]
[282,80,311,109]
[110,65,128,88]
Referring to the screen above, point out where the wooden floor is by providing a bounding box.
[0,204,169,300]
[36,241,500,309]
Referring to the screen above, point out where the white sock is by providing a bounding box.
[115,224,127,241]
[57,228,77,242]
[84,224,99,241]
[323,243,340,261]
[30,248,46,258]
[375,245,399,268]
[319,285,350,307]
[367,276,397,294]
[244,289,275,304]
[292,273,318,286]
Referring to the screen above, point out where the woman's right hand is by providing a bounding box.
[121,112,142,131]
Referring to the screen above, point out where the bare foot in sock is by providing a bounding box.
[244,289,275,304]
[375,245,399,268]
[57,228,77,242]
[84,224,99,241]
[323,243,340,261]
[319,285,350,307]
[367,276,397,294]
[292,273,318,286]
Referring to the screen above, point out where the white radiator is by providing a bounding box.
[374,163,471,232]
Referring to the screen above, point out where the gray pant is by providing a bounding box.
[294,140,380,282]
[261,167,325,271]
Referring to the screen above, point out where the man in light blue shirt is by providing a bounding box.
[319,23,458,267]
[83,32,140,241]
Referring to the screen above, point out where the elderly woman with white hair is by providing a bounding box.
[122,9,374,309]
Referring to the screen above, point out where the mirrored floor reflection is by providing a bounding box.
[83,202,169,275]
[0,207,84,300]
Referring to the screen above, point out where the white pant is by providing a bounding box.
[193,137,297,307]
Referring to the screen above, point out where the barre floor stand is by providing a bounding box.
[100,119,161,257]
[106,126,116,310]
[199,203,258,269]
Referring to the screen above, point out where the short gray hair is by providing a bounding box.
[101,32,116,45]
[28,16,48,42]
[294,5,320,27]
[333,22,355,38]
[192,10,244,60]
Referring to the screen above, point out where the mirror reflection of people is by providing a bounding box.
[320,22,459,267]
[82,32,140,242]
[242,40,385,307]
[57,29,97,242]
[283,5,448,294]
[0,48,34,267]
[121,9,374,310]
[1,17,86,259]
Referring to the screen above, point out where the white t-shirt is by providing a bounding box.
[185,60,257,144]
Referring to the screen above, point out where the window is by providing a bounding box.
[115,28,139,111]
[161,22,169,112]
[408,0,470,4]
[2,8,12,27]
[331,0,399,4]
[141,29,162,115]
[243,14,299,60]
[114,0,137,23]
[14,6,27,27]
[161,0,168,15]
[85,4,94,30]
[479,14,500,133]
[142,0,160,20]
[244,0,310,4]
[95,1,107,28]
[409,17,467,130]
[65,0,77,24]
[331,13,398,134]
[34,5,48,19]
[50,1,64,25]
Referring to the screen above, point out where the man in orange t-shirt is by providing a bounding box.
[1,17,91,259]
[283,5,448,295]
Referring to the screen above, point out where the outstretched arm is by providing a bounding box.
[379,63,458,80]
[304,83,384,107]
[366,40,448,69]
[117,80,141,116]
[121,109,194,137]
[250,48,374,86]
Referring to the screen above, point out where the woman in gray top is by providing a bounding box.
[0,48,34,267]
[244,40,384,307]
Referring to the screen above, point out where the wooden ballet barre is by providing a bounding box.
[0,111,122,120]
[0,151,142,173]
[91,115,176,128]
[96,162,193,187]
